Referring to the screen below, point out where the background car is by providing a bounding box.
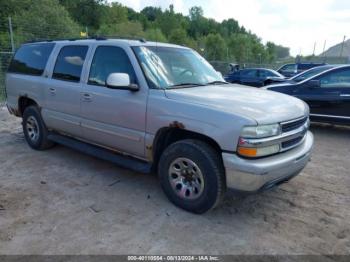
[287,65,337,83]
[277,62,326,78]
[224,68,285,87]
[266,65,350,125]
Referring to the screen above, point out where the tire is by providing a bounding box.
[22,106,55,150]
[158,139,226,214]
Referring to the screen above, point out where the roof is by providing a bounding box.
[23,37,188,49]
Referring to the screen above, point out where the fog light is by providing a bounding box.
[238,144,280,158]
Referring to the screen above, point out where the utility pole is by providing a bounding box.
[322,40,327,55]
[8,17,15,53]
[322,40,327,63]
[339,35,346,58]
[312,42,317,56]
[85,26,88,38]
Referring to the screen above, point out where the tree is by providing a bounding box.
[188,6,208,39]
[189,6,204,21]
[141,7,162,22]
[0,0,291,65]
[169,29,187,45]
[156,5,179,38]
[59,0,104,30]
[220,19,240,37]
[13,0,80,43]
[100,2,128,25]
[205,33,226,61]
[145,28,167,42]
[97,21,144,38]
[228,34,251,64]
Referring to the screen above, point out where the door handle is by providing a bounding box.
[340,94,350,97]
[82,93,92,102]
[49,87,56,95]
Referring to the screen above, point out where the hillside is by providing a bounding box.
[321,39,350,57]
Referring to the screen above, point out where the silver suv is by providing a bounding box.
[5,38,314,213]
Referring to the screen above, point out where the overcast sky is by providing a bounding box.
[112,0,349,56]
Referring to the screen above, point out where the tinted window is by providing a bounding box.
[298,64,322,70]
[53,46,88,82]
[280,64,297,72]
[259,70,276,77]
[241,69,257,77]
[88,46,136,86]
[8,43,55,76]
[292,66,333,82]
[318,69,350,88]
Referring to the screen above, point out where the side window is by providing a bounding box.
[319,69,350,88]
[259,70,274,77]
[53,45,88,82]
[241,70,257,77]
[88,46,136,86]
[281,64,296,73]
[8,43,55,76]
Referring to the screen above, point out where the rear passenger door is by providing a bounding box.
[80,45,147,157]
[41,45,89,137]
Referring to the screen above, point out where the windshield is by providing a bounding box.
[132,46,224,89]
[291,65,334,82]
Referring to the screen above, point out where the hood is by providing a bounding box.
[165,84,308,125]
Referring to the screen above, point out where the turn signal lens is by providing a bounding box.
[238,144,280,158]
[237,147,257,157]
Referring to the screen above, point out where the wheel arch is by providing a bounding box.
[18,96,39,116]
[152,127,223,171]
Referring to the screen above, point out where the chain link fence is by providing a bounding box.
[1,16,350,107]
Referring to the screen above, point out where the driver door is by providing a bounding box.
[80,45,148,157]
[294,68,350,120]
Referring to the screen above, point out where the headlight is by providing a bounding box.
[240,124,280,138]
[237,124,281,158]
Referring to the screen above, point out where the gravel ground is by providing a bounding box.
[0,107,349,255]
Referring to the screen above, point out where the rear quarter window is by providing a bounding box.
[8,43,55,76]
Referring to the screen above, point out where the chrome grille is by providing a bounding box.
[279,117,309,151]
[281,117,308,133]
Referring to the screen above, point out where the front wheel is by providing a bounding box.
[158,139,226,214]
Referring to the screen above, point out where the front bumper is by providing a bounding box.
[222,131,314,192]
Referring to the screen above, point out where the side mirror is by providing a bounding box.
[106,73,140,92]
[305,79,320,88]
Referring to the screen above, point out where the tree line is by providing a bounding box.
[0,0,290,63]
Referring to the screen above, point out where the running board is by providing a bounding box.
[48,133,152,174]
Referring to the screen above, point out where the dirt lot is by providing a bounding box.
[0,106,349,255]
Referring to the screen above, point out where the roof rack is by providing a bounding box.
[25,35,147,44]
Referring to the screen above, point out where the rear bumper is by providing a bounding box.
[222,131,314,192]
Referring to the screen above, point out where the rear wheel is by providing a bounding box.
[158,139,226,214]
[22,106,55,150]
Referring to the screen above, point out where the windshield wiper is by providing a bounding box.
[168,83,206,89]
[205,80,229,85]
